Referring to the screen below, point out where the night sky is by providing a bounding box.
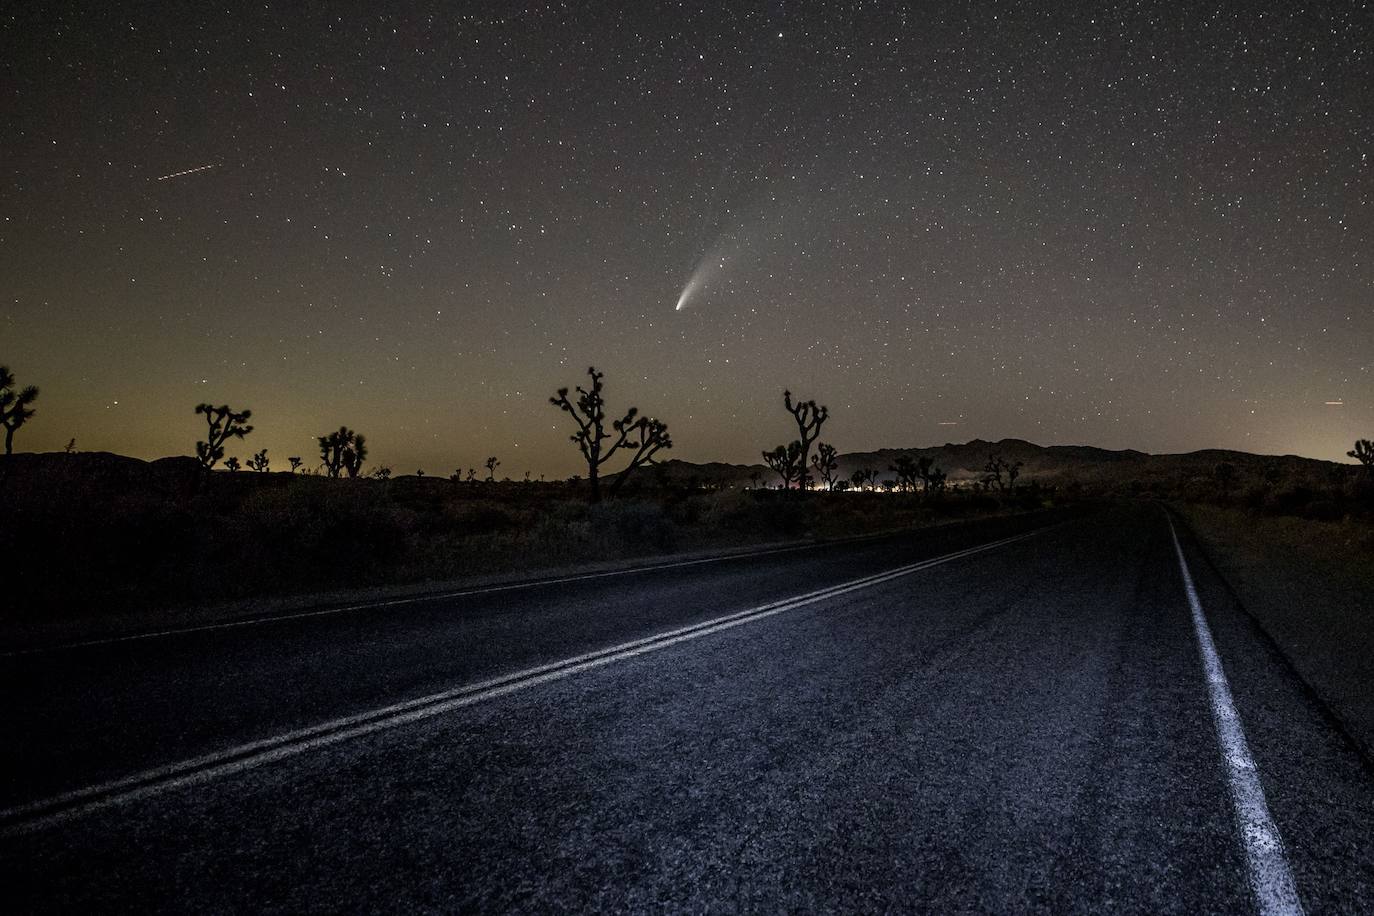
[4,2,1370,475]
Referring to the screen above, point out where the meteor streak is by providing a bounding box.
[155,164,216,182]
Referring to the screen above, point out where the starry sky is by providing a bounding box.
[3,1,1370,475]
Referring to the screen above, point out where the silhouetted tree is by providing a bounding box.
[916,456,934,494]
[890,456,919,492]
[194,403,253,470]
[372,466,392,480]
[64,438,76,454]
[484,456,499,482]
[318,426,363,478]
[415,468,424,477]
[224,456,241,472]
[467,468,478,483]
[343,434,367,478]
[550,366,673,502]
[851,467,877,491]
[1350,439,1374,476]
[763,441,803,489]
[0,365,39,456]
[247,448,270,472]
[983,453,1013,491]
[288,456,303,473]
[812,442,840,491]
[783,390,828,490]
[1007,459,1023,490]
[929,468,948,493]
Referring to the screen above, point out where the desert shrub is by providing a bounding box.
[586,499,678,553]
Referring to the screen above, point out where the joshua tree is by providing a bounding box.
[467,468,478,483]
[763,441,803,489]
[343,434,368,478]
[983,453,1015,492]
[1349,439,1374,476]
[890,455,920,492]
[484,457,499,482]
[783,389,828,489]
[929,468,948,493]
[550,366,673,502]
[194,403,253,470]
[912,456,932,494]
[247,448,270,472]
[224,456,242,472]
[1007,459,1023,490]
[64,438,76,454]
[0,365,39,456]
[812,442,840,491]
[318,427,364,478]
[288,456,303,473]
[850,467,877,491]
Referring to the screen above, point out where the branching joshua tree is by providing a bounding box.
[890,455,920,492]
[318,427,364,478]
[783,390,828,490]
[288,456,303,473]
[763,441,804,489]
[247,449,270,472]
[850,467,877,491]
[983,453,1014,492]
[484,457,500,482]
[812,442,840,491]
[550,366,673,502]
[224,456,241,472]
[1350,439,1374,476]
[0,365,39,456]
[343,434,367,478]
[194,403,253,470]
[916,456,934,494]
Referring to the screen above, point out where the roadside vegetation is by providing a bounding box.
[0,451,1059,627]
[2,357,1368,653]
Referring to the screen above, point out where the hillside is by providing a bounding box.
[653,438,1349,490]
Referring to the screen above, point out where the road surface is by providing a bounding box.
[3,504,1372,912]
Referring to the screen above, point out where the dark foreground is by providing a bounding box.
[3,504,1372,912]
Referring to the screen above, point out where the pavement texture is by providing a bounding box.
[2,503,1371,913]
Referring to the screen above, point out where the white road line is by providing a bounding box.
[5,533,899,656]
[1168,518,1304,916]
[0,528,1044,835]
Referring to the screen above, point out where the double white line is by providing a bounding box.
[1,529,1045,835]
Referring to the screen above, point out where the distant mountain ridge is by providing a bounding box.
[653,438,1345,488]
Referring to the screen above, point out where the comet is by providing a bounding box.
[155,164,217,182]
[674,253,731,311]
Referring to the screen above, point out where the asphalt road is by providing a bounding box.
[3,504,1372,912]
